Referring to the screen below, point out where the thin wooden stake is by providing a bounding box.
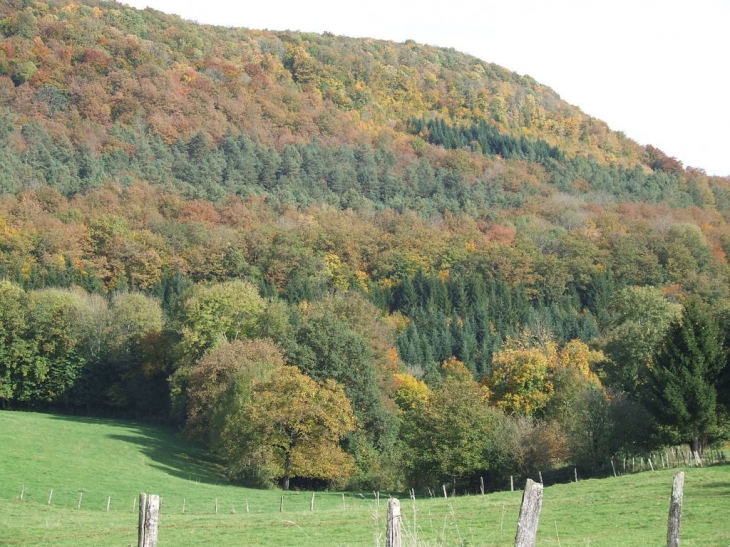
[611,460,617,477]
[510,475,514,491]
[538,471,543,485]
[386,498,402,547]
[215,498,218,514]
[442,484,448,499]
[280,495,284,512]
[19,485,24,500]
[342,493,346,509]
[574,468,578,482]
[77,492,83,510]
[310,492,315,511]
[245,500,249,514]
[480,476,485,495]
[106,496,111,512]
[667,472,685,547]
[182,499,186,514]
[47,489,53,505]
[514,479,543,547]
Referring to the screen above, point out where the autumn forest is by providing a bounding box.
[1,0,729,492]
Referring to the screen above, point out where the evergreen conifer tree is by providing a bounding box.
[646,299,726,453]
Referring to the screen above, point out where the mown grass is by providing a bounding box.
[1,410,728,546]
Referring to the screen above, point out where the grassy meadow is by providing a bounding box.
[0,410,728,546]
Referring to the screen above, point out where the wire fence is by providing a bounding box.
[2,453,728,546]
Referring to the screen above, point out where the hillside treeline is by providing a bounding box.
[1,182,729,490]
[1,0,729,491]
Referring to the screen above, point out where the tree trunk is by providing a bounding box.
[283,452,291,490]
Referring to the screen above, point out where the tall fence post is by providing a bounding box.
[386,498,402,547]
[514,478,543,547]
[667,472,685,547]
[138,493,160,547]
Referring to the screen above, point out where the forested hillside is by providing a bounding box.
[1,0,729,491]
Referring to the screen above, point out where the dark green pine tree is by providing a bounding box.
[646,298,726,453]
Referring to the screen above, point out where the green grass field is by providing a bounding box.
[0,410,728,546]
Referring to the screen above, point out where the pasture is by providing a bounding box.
[0,411,728,546]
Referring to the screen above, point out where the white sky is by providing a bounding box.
[122,0,730,176]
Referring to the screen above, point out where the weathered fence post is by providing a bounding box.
[480,476,485,495]
[310,492,315,511]
[667,471,685,547]
[386,498,402,547]
[138,493,160,547]
[514,478,543,547]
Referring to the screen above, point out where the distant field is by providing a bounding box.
[0,410,728,546]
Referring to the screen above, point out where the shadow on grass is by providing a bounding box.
[49,414,226,486]
[694,480,730,495]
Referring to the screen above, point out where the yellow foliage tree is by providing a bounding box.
[484,344,555,415]
[392,373,430,411]
[214,365,356,489]
[484,337,604,416]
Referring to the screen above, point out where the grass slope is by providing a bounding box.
[1,410,729,546]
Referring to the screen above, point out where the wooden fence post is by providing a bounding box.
[667,472,685,547]
[386,498,402,547]
[514,479,543,547]
[138,493,160,547]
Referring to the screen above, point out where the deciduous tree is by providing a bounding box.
[213,365,356,489]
